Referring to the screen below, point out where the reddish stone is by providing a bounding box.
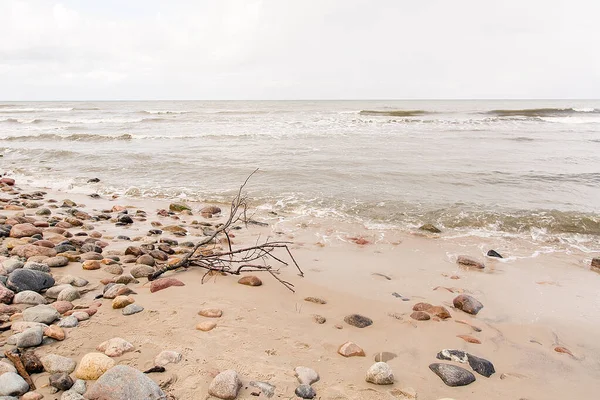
[0,177,15,186]
[412,302,433,312]
[51,301,74,314]
[9,223,42,238]
[33,240,56,248]
[150,278,185,293]
[410,311,431,321]
[238,276,262,286]
[428,306,451,319]
[457,334,481,344]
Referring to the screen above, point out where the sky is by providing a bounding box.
[0,0,599,100]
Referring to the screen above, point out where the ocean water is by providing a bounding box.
[2,100,600,240]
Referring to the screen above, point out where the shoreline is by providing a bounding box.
[1,179,599,399]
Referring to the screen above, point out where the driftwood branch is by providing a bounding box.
[148,170,304,292]
[5,349,36,390]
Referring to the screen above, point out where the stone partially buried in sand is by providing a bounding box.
[198,308,223,318]
[85,365,167,400]
[75,352,116,380]
[97,337,135,357]
[40,353,77,374]
[294,366,319,385]
[365,362,394,385]
[154,350,182,367]
[344,314,373,328]
[457,255,485,269]
[429,363,476,387]
[112,295,135,309]
[453,294,484,315]
[338,341,366,357]
[150,278,185,293]
[196,321,217,331]
[238,275,262,286]
[208,369,242,400]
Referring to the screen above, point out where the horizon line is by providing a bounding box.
[1,98,599,102]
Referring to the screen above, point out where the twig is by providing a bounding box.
[5,349,36,390]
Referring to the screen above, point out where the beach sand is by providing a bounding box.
[1,181,599,399]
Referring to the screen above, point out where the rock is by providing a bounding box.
[338,341,366,357]
[169,203,191,212]
[80,252,103,261]
[0,283,15,304]
[21,392,44,400]
[16,326,44,347]
[112,295,135,309]
[428,306,451,319]
[436,349,469,364]
[57,316,79,328]
[196,321,217,331]
[71,311,90,321]
[453,294,484,315]
[23,262,50,273]
[82,260,101,270]
[0,372,29,397]
[85,365,167,400]
[208,369,242,400]
[97,337,135,357]
[0,360,17,374]
[429,363,476,386]
[103,264,123,275]
[149,278,184,293]
[467,354,495,377]
[124,246,143,257]
[2,259,24,273]
[51,300,73,314]
[44,325,66,341]
[130,265,155,278]
[57,287,81,302]
[419,223,441,233]
[6,269,55,293]
[56,275,88,287]
[374,352,397,362]
[45,256,69,268]
[294,366,319,385]
[122,304,144,316]
[237,275,262,286]
[9,223,42,238]
[21,351,44,373]
[313,315,326,324]
[75,352,115,380]
[486,250,503,258]
[11,244,57,259]
[148,250,168,261]
[295,385,316,399]
[249,381,275,398]
[344,314,373,328]
[457,334,481,344]
[410,311,430,320]
[46,284,74,299]
[11,321,48,333]
[0,177,15,185]
[136,254,155,266]
[457,255,485,269]
[154,350,182,367]
[198,308,223,318]
[62,390,85,400]
[591,257,600,271]
[71,379,86,394]
[365,362,394,385]
[50,372,74,391]
[412,302,433,311]
[117,215,133,225]
[41,354,77,374]
[304,296,326,304]
[22,305,60,324]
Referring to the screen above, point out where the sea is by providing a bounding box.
[2,100,600,246]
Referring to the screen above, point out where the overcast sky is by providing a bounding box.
[1,0,598,100]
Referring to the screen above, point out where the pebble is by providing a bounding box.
[51,301,74,314]
[13,290,46,305]
[487,249,503,258]
[196,321,217,331]
[9,223,42,238]
[338,341,366,357]
[85,365,167,400]
[44,325,66,341]
[457,334,481,344]
[130,265,155,278]
[49,372,74,391]
[249,381,275,398]
[410,311,430,320]
[21,392,44,400]
[41,354,77,374]
[112,295,135,309]
[467,354,495,377]
[295,385,316,399]
[304,296,326,304]
[150,278,185,293]
[0,372,29,397]
[453,294,484,315]
[103,264,124,275]
[208,369,242,400]
[11,244,56,258]
[0,361,17,374]
[46,284,74,299]
[57,316,79,328]
[436,349,469,363]
[46,256,70,267]
[198,308,223,318]
[75,352,115,380]
[313,315,326,324]
[344,314,373,328]
[136,254,155,266]
[429,363,476,386]
[97,337,135,357]
[592,257,600,271]
[22,304,60,324]
[428,306,451,319]
[71,379,86,394]
[419,223,441,233]
[238,275,262,286]
[122,304,144,315]
[294,366,319,385]
[154,350,182,367]
[365,362,394,385]
[82,260,101,270]
[57,287,81,302]
[0,283,14,304]
[61,390,85,400]
[3,259,24,273]
[23,262,51,273]
[457,255,485,269]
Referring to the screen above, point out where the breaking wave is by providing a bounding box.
[487,108,600,117]
[359,109,431,117]
[1,133,133,142]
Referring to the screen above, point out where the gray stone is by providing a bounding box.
[22,304,60,324]
[85,365,167,400]
[7,269,55,293]
[71,379,86,394]
[23,262,51,273]
[46,284,75,299]
[41,354,77,374]
[46,256,70,268]
[15,326,44,347]
[429,363,476,386]
[0,372,29,397]
[129,265,155,278]
[13,290,46,305]
[467,354,495,378]
[208,369,242,400]
[2,259,24,273]
[57,316,79,328]
[295,385,316,399]
[344,314,373,328]
[122,303,144,316]
[365,362,394,385]
[436,349,469,364]
[57,287,80,302]
[50,372,74,391]
[294,366,319,385]
[61,390,85,400]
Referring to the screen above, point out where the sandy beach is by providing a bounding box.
[1,178,599,399]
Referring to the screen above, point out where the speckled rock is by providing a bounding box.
[294,366,319,385]
[154,351,182,367]
[344,314,373,328]
[122,304,144,316]
[365,362,394,385]
[85,365,167,400]
[208,370,242,400]
[198,308,223,318]
[75,352,115,380]
[338,341,366,357]
[97,337,135,357]
[22,304,60,324]
[13,290,46,305]
[429,363,476,386]
[0,372,29,397]
[40,354,77,374]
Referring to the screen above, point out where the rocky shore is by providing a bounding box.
[1,177,599,399]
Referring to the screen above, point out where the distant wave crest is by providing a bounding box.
[359,109,431,117]
[2,133,133,142]
[487,107,600,117]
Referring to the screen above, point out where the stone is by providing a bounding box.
[75,352,115,380]
[58,287,81,302]
[103,284,126,299]
[457,334,481,344]
[313,315,326,324]
[62,390,85,400]
[71,311,90,321]
[237,275,262,286]
[428,306,452,319]
[294,366,319,385]
[45,256,69,268]
[71,379,86,394]
[11,244,56,259]
[453,294,484,315]
[2,259,24,273]
[338,341,366,357]
[9,223,42,238]
[374,352,397,362]
[154,350,182,367]
[81,243,101,253]
[429,363,476,386]
[198,308,223,318]
[122,304,144,315]
[365,362,394,385]
[169,203,191,212]
[487,249,503,258]
[6,269,55,293]
[46,284,74,299]
[295,385,316,399]
[457,255,485,269]
[436,349,468,364]
[149,278,184,293]
[85,365,166,400]
[44,325,66,340]
[112,295,135,309]
[467,354,495,377]
[410,311,430,320]
[57,316,79,328]
[0,360,17,374]
[97,337,135,357]
[21,351,44,373]
[41,354,77,374]
[16,326,44,347]
[208,369,242,400]
[304,296,326,304]
[0,283,15,304]
[249,381,275,398]
[103,264,123,275]
[200,205,221,216]
[344,314,373,328]
[23,262,51,273]
[22,392,44,400]
[82,260,101,270]
[13,290,46,305]
[0,372,29,397]
[130,265,155,278]
[136,254,155,266]
[80,252,103,261]
[50,372,74,391]
[148,250,168,261]
[196,321,217,331]
[419,223,441,233]
[0,177,15,185]
[22,305,60,324]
